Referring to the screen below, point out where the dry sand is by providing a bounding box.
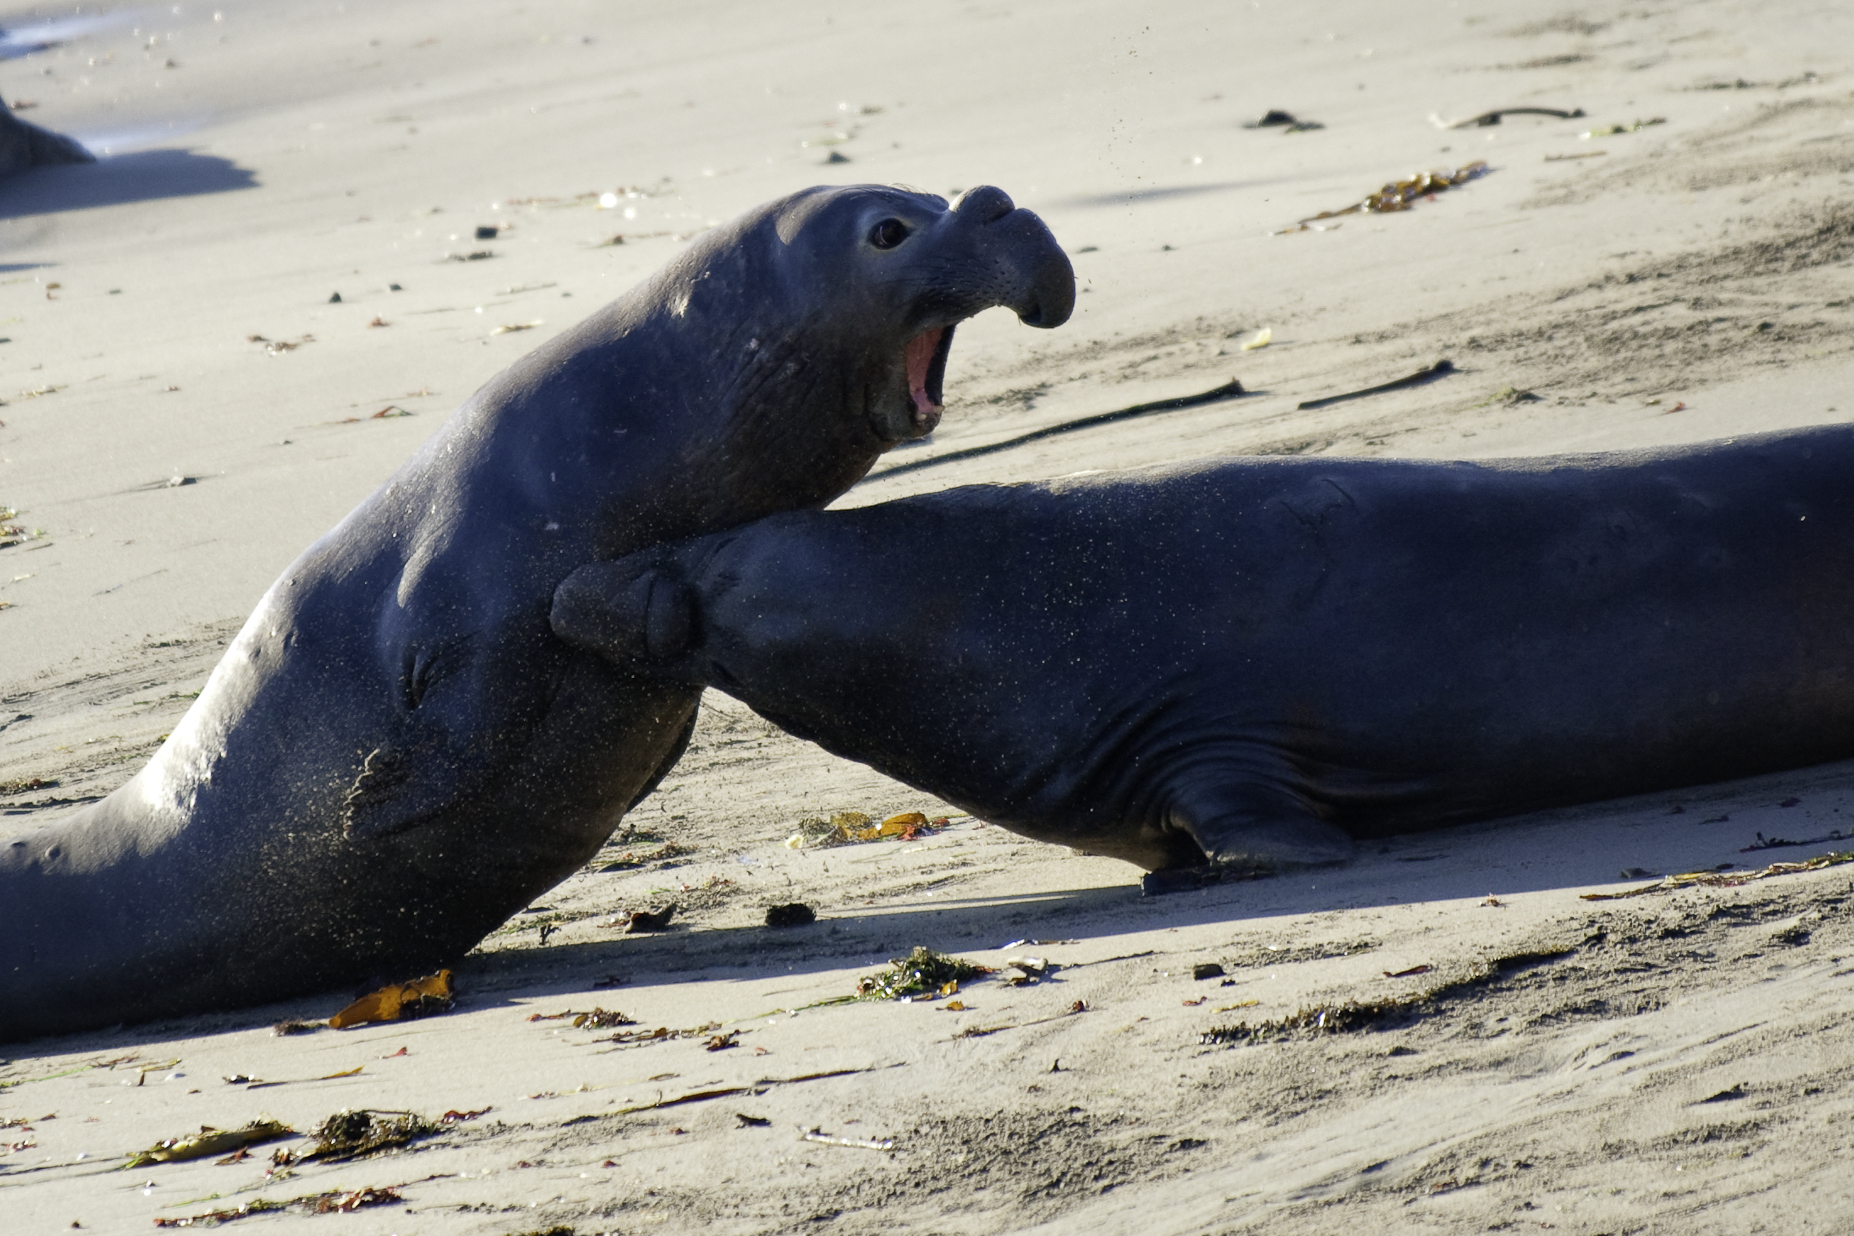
[5,0,1854,1231]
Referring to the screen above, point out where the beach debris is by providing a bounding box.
[736,1113,772,1128]
[1481,894,1505,907]
[1431,106,1585,129]
[1384,965,1433,978]
[706,1031,740,1051]
[874,378,1248,481]
[491,321,542,335]
[444,250,496,262]
[1580,851,1854,900]
[528,1007,637,1028]
[438,1107,490,1123]
[271,1020,320,1037]
[327,292,343,304]
[594,1021,725,1049]
[621,904,677,933]
[0,775,53,793]
[801,1126,895,1151]
[1279,161,1488,233]
[949,1000,1088,1041]
[367,316,389,328]
[1297,360,1456,411]
[273,1110,442,1166]
[121,1119,295,1169]
[1583,117,1665,139]
[1545,151,1608,161]
[940,1000,968,1011]
[1201,997,1415,1046]
[1183,996,1207,1007]
[592,973,625,989]
[153,1185,404,1226]
[1743,827,1848,853]
[1238,327,1272,351]
[1244,109,1324,132]
[254,334,315,355]
[613,1066,878,1115]
[1474,385,1541,408]
[597,839,694,871]
[1192,963,1226,980]
[474,225,499,240]
[784,810,944,848]
[1003,957,1054,986]
[855,947,993,1001]
[825,150,852,164]
[765,902,816,928]
[327,970,454,1030]
[1217,1000,1260,1012]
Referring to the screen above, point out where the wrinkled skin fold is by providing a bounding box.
[554,426,1854,877]
[0,183,1074,1042]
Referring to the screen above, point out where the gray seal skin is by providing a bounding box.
[0,183,1074,1041]
[553,426,1854,883]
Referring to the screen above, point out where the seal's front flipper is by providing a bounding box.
[343,738,489,838]
[342,640,547,840]
[1153,779,1353,891]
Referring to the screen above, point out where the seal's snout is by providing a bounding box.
[552,559,695,665]
[954,184,1018,224]
[952,185,1076,330]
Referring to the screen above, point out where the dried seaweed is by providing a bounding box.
[1297,360,1455,411]
[121,1120,295,1169]
[784,810,944,849]
[1579,851,1854,901]
[328,970,453,1029]
[1201,996,1417,1046]
[152,1186,402,1226]
[854,947,994,1001]
[272,1110,441,1166]
[1281,162,1488,232]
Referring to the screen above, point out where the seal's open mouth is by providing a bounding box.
[902,325,955,434]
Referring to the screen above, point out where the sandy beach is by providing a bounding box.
[6,0,1854,1231]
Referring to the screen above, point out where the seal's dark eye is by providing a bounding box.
[868,218,909,250]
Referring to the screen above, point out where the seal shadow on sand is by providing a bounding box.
[449,755,1854,997]
[0,148,257,220]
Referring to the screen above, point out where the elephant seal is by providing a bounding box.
[0,91,93,176]
[553,425,1854,886]
[0,183,1073,1041]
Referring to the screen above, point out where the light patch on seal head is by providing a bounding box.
[904,327,945,431]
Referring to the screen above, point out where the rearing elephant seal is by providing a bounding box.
[0,184,1074,1041]
[554,426,1854,886]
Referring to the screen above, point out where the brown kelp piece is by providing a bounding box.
[1283,162,1489,232]
[328,970,454,1029]
[1297,360,1456,411]
[272,1109,442,1166]
[121,1119,296,1169]
[1579,851,1854,900]
[1439,106,1584,129]
[153,1185,404,1226]
[623,904,677,933]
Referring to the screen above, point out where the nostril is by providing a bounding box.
[956,184,1015,223]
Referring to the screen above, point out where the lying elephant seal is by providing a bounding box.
[0,91,93,176]
[554,425,1854,887]
[0,183,1073,1041]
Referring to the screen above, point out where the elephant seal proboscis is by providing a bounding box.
[0,184,1074,1041]
[553,426,1854,890]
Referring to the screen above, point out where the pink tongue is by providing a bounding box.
[904,328,944,423]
